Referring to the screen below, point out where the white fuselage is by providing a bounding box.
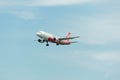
[36,31,70,45]
[36,31,54,40]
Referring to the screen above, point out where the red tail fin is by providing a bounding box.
[66,32,71,42]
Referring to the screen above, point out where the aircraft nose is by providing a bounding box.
[36,32,40,36]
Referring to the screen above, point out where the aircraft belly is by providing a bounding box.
[59,40,70,45]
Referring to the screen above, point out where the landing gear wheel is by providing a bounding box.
[46,44,49,46]
[56,43,59,45]
[38,39,41,42]
[46,41,49,46]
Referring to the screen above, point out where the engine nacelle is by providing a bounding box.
[53,37,56,41]
[38,39,44,43]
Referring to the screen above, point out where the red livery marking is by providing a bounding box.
[66,32,71,43]
[48,37,54,42]
[65,41,70,44]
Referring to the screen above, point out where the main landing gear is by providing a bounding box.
[56,43,59,45]
[46,43,49,46]
[46,41,49,46]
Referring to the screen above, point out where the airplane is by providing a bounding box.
[36,31,80,46]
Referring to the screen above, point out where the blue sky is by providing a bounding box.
[0,0,120,80]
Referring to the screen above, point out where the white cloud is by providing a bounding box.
[0,0,25,6]
[91,52,120,62]
[10,11,35,20]
[0,0,108,7]
[29,0,98,6]
[72,12,120,45]
[0,0,119,43]
[71,50,120,62]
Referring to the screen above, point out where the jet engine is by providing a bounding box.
[53,37,56,41]
[38,39,44,43]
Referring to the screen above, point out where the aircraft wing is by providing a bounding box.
[58,36,80,40]
[70,41,78,43]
